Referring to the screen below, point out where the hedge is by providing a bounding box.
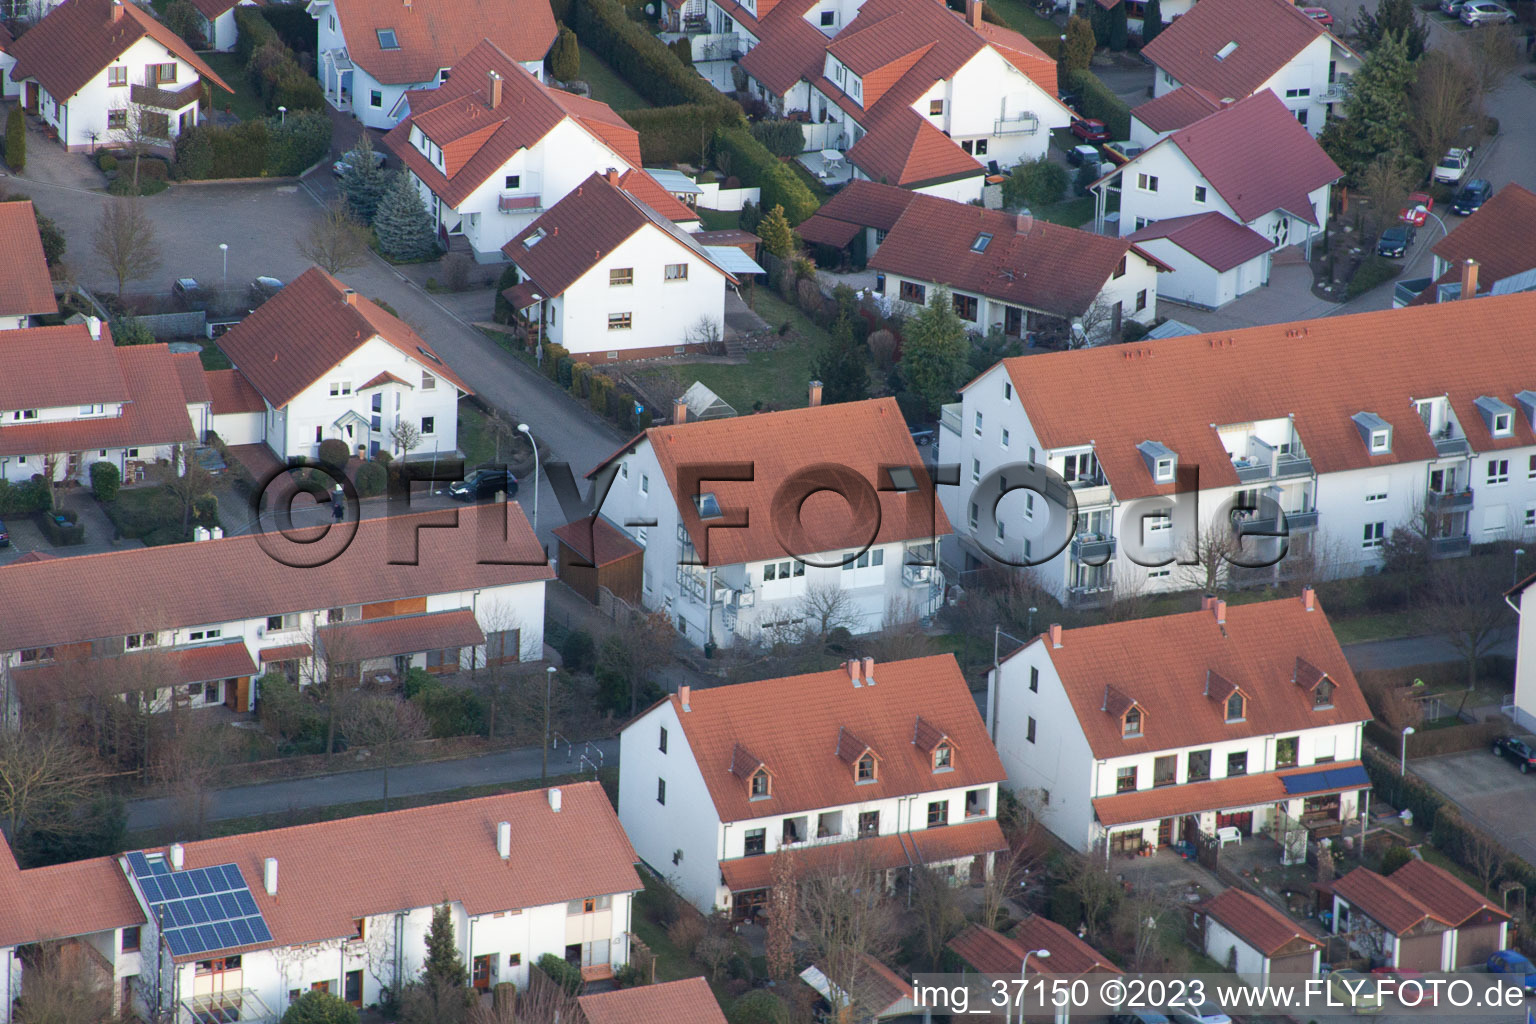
[174,111,330,180]
[0,478,50,515]
[573,0,727,108]
[622,104,737,165]
[1365,717,1500,759]
[714,126,819,224]
[1068,68,1131,142]
[34,508,85,546]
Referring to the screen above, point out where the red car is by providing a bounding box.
[1301,5,1334,24]
[1399,192,1434,227]
[1070,118,1109,142]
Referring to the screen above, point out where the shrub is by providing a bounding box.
[560,629,596,672]
[444,252,473,292]
[280,990,357,1024]
[713,127,818,224]
[1002,156,1070,209]
[90,461,121,503]
[110,317,156,346]
[262,4,317,54]
[727,990,790,1024]
[235,4,279,63]
[318,438,350,468]
[264,110,332,176]
[137,158,170,181]
[666,913,707,956]
[1380,844,1412,875]
[173,127,215,180]
[355,461,387,497]
[35,508,86,546]
[0,478,49,515]
[493,264,522,322]
[536,954,584,994]
[549,24,580,82]
[1348,253,1403,298]
[867,328,898,368]
[107,175,138,196]
[402,667,435,699]
[412,685,485,737]
[4,106,23,173]
[97,151,119,172]
[750,118,806,158]
[1068,68,1131,141]
[622,104,736,165]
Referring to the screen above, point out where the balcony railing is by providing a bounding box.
[130,80,199,110]
[1427,487,1474,511]
[1071,534,1116,562]
[940,403,962,436]
[902,563,937,587]
[1434,434,1471,457]
[498,192,543,213]
[1233,453,1314,483]
[993,111,1040,135]
[1237,509,1320,535]
[1431,535,1471,559]
[1395,276,1432,307]
[1069,480,1113,508]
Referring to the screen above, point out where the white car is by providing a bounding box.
[1433,147,1474,185]
[1460,1,1514,22]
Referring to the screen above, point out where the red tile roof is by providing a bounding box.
[7,0,232,100]
[1027,598,1370,761]
[580,978,727,1024]
[0,201,57,319]
[171,351,212,404]
[1131,84,1221,133]
[1201,888,1321,957]
[872,196,1166,318]
[796,214,862,249]
[1429,184,1536,287]
[997,292,1536,500]
[0,504,551,652]
[661,654,1001,822]
[329,0,555,84]
[0,342,196,459]
[217,267,470,409]
[553,516,643,568]
[1140,0,1336,103]
[975,21,1058,97]
[1388,860,1508,927]
[1127,211,1275,272]
[1092,759,1367,827]
[950,918,1121,976]
[187,0,262,22]
[0,322,127,410]
[12,641,258,704]
[795,179,917,248]
[205,368,267,415]
[147,782,638,955]
[848,106,984,189]
[738,0,826,96]
[504,172,734,298]
[1333,866,1449,936]
[718,818,1006,891]
[617,167,700,224]
[603,397,948,567]
[7,550,56,564]
[317,609,485,661]
[0,854,145,948]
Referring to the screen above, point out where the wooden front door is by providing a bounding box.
[1157,818,1173,847]
[1004,305,1023,338]
[344,969,363,1007]
[24,82,38,114]
[472,955,493,991]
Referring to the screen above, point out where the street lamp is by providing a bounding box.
[218,242,228,288]
[517,422,538,535]
[277,105,287,123]
[1400,725,1416,775]
[1515,548,1526,587]
[1027,606,1038,636]
[1006,949,1051,1024]
[541,665,557,783]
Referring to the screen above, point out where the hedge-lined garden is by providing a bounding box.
[173,111,331,180]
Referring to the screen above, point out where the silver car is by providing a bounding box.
[1460,1,1514,22]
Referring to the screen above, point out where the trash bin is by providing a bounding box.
[1399,809,1413,828]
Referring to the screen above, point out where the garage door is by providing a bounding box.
[1396,933,1442,971]
[1269,951,1316,976]
[1457,923,1504,967]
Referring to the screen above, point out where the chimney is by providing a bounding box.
[673,397,688,424]
[1461,258,1479,300]
[548,787,562,813]
[552,226,559,237]
[194,526,211,542]
[497,821,511,859]
[1049,623,1062,648]
[605,167,620,186]
[211,526,223,540]
[1302,585,1315,612]
[86,315,102,340]
[169,843,184,870]
[263,857,278,896]
[1201,594,1216,612]
[847,659,861,686]
[965,0,983,27]
[111,0,123,21]
[487,71,503,111]
[1220,97,1235,107]
[861,656,875,685]
[1015,211,1033,234]
[1214,599,1227,624]
[808,379,824,407]
[678,684,691,711]
[342,288,358,306]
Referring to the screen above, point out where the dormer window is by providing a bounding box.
[1123,706,1142,737]
[1225,691,1246,722]
[750,769,770,798]
[933,743,953,772]
[376,28,399,49]
[1476,396,1516,438]
[1138,441,1177,484]
[1352,412,1391,454]
[856,754,877,781]
[523,228,546,248]
[1313,677,1335,708]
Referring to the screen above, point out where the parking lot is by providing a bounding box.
[1412,747,1536,869]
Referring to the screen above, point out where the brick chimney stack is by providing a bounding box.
[1302,586,1316,611]
[111,0,123,21]
[673,397,687,424]
[606,167,620,186]
[966,0,983,27]
[342,288,358,306]
[1461,258,1479,300]
[1049,623,1062,648]
[809,380,823,407]
[487,71,503,111]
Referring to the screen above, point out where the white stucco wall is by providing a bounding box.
[23,34,205,151]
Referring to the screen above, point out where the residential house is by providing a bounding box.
[1331,859,1509,970]
[870,196,1166,343]
[500,172,739,361]
[988,594,1373,856]
[185,0,262,52]
[1509,568,1536,734]
[579,978,727,1024]
[1090,0,1195,38]
[794,179,916,265]
[309,0,556,129]
[616,654,1007,915]
[0,784,639,1023]
[584,396,948,648]
[383,42,696,263]
[6,0,233,152]
[203,368,267,447]
[0,25,15,101]
[215,267,470,462]
[0,320,199,486]
[1136,0,1359,140]
[937,294,1536,605]
[1401,185,1536,307]
[1126,212,1276,310]
[717,0,1070,201]
[1097,91,1342,295]
[0,504,550,721]
[1197,888,1321,985]
[0,201,58,330]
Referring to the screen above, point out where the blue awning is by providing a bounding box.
[1280,764,1370,795]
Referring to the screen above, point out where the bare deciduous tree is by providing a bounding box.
[390,419,423,459]
[0,733,108,845]
[298,200,372,275]
[796,846,900,1019]
[1175,520,1242,595]
[766,847,799,981]
[793,582,864,645]
[686,315,722,349]
[92,197,161,298]
[155,716,228,839]
[156,445,214,532]
[1358,153,1415,239]
[1067,854,1120,941]
[343,694,428,810]
[1414,554,1512,690]
[1454,25,1520,120]
[1463,820,1505,895]
[909,863,967,970]
[979,825,1044,931]
[110,101,170,188]
[1411,51,1476,172]
[13,941,122,1024]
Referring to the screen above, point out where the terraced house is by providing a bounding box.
[0,785,640,1022]
[939,293,1536,606]
[0,201,58,331]
[0,506,549,722]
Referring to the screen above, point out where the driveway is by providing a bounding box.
[0,491,146,565]
[0,101,108,191]
[1411,749,1536,869]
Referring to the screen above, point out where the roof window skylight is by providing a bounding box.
[971,232,992,253]
[377,28,400,49]
[1215,41,1238,60]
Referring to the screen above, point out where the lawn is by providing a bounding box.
[979,0,1060,37]
[697,208,742,231]
[576,44,653,112]
[201,51,269,123]
[1033,195,1095,228]
[458,403,497,468]
[198,342,232,371]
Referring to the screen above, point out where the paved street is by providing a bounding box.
[125,737,619,831]
[1341,628,1516,672]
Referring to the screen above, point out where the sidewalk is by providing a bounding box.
[125,737,619,832]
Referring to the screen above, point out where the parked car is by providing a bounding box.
[1488,951,1536,993]
[1071,118,1109,141]
[0,516,8,548]
[172,277,209,311]
[1433,146,1475,185]
[1069,144,1102,166]
[1058,89,1083,111]
[1399,192,1434,227]
[248,276,285,304]
[1377,223,1415,258]
[1370,968,1439,1006]
[332,148,386,178]
[1452,179,1493,215]
[1492,735,1536,773]
[1461,0,1515,22]
[1301,5,1334,24]
[1102,140,1145,164]
[1170,1001,1231,1024]
[1438,0,1469,14]
[1326,969,1383,1014]
[448,468,518,501]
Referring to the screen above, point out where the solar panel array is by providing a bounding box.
[125,851,273,958]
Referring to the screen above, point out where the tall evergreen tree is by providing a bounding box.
[1319,29,1415,184]
[1351,0,1428,60]
[811,314,869,404]
[5,106,25,173]
[758,204,795,259]
[898,288,969,417]
[338,134,388,224]
[1107,1,1128,52]
[423,904,467,988]
[548,25,580,82]
[1140,0,1163,44]
[374,171,438,261]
